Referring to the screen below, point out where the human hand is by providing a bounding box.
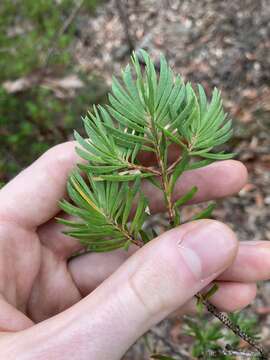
[0,142,269,360]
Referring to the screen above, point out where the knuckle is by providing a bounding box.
[127,248,183,317]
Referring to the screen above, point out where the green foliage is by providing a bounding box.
[185,316,226,359]
[73,50,233,182]
[226,312,260,347]
[0,0,103,182]
[0,80,106,182]
[184,311,260,359]
[0,0,99,80]
[61,50,233,251]
[58,174,149,251]
[196,283,219,314]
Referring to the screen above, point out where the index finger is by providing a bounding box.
[0,142,80,229]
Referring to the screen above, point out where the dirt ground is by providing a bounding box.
[74,0,270,358]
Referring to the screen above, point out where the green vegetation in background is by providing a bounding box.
[184,311,259,359]
[0,0,100,80]
[0,0,105,183]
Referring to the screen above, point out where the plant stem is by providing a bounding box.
[195,293,267,358]
[148,115,175,225]
[159,156,175,226]
[167,155,182,174]
[207,348,264,358]
[112,219,144,248]
[127,162,161,176]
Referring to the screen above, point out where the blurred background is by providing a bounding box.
[0,0,269,358]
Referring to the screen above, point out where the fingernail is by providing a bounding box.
[178,221,237,280]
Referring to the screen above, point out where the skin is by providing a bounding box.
[0,141,269,359]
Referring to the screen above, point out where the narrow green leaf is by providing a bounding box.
[147,176,162,190]
[140,230,152,244]
[173,207,181,226]
[56,218,85,228]
[156,55,170,104]
[141,49,157,114]
[200,152,235,160]
[130,194,148,234]
[174,186,198,207]
[186,83,200,133]
[103,123,152,145]
[86,241,127,253]
[131,51,147,105]
[111,76,146,120]
[157,77,184,126]
[123,240,132,251]
[196,296,205,315]
[158,125,186,148]
[192,203,216,220]
[74,131,106,160]
[107,105,145,133]
[78,164,126,175]
[75,145,105,164]
[111,182,128,217]
[131,143,141,163]
[155,70,174,114]
[108,94,146,126]
[189,147,213,156]
[94,172,153,182]
[186,159,214,170]
[172,95,195,135]
[122,177,140,226]
[169,150,189,193]
[169,83,186,118]
[198,83,207,116]
[203,283,219,300]
[122,64,142,105]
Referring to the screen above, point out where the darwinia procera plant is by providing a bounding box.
[59,51,266,359]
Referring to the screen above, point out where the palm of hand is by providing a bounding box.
[0,188,82,329]
[0,144,91,330]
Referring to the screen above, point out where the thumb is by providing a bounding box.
[8,220,238,360]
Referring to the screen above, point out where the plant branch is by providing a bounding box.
[127,162,161,176]
[167,155,183,175]
[108,214,144,248]
[148,116,175,225]
[158,153,175,226]
[207,348,264,359]
[195,294,267,359]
